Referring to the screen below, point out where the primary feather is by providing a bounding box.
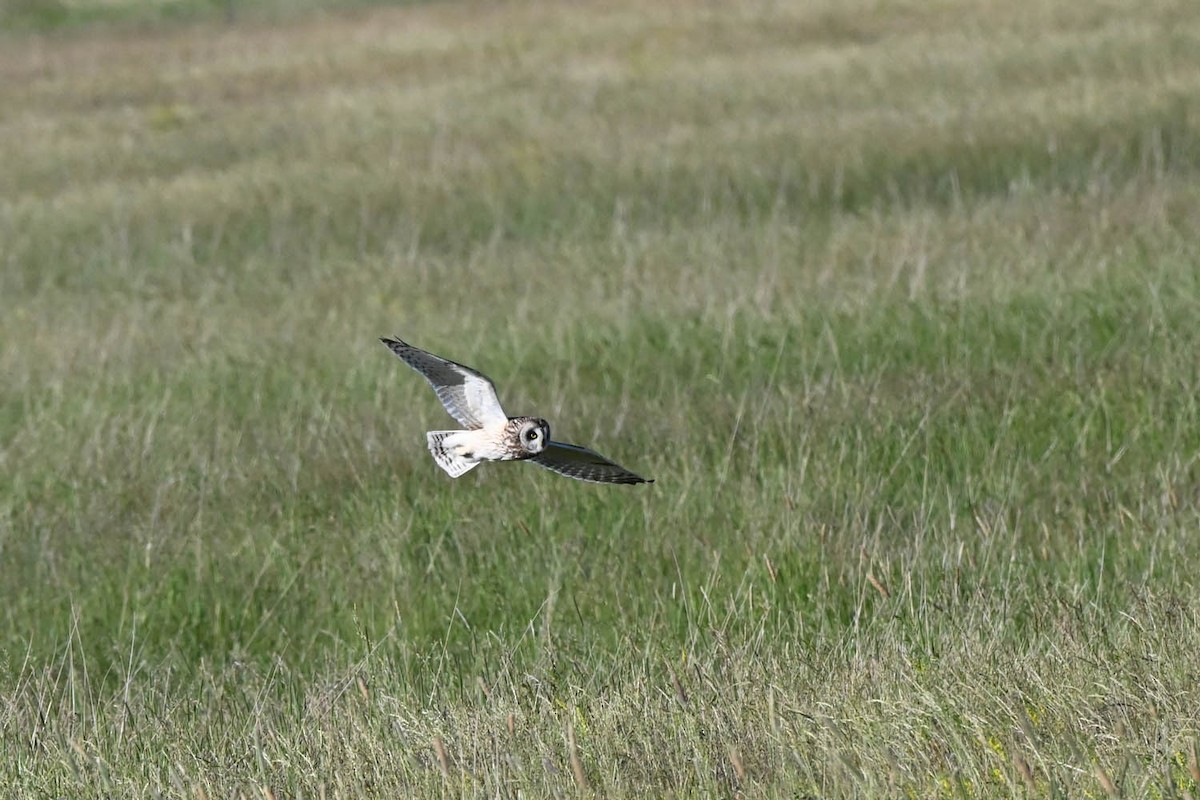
[380,337,507,429]
[529,441,654,485]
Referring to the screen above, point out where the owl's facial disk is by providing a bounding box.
[518,418,550,454]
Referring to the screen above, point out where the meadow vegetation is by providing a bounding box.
[2,0,1200,796]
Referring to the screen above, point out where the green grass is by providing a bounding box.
[3,0,1200,796]
[0,0,427,32]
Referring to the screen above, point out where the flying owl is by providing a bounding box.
[380,337,654,485]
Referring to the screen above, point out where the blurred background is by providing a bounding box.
[2,0,1200,796]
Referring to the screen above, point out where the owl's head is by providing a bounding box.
[516,417,550,455]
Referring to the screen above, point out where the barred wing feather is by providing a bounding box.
[529,441,653,485]
[380,337,507,429]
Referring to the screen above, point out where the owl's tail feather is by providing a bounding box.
[426,431,481,478]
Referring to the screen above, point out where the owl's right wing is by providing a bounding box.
[380,337,508,429]
[529,441,654,485]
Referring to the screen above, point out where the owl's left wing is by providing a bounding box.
[528,441,654,485]
[380,337,508,429]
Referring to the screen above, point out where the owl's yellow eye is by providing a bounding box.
[526,430,539,441]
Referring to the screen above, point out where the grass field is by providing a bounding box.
[3,0,1200,796]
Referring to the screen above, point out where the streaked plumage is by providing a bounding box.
[381,336,653,485]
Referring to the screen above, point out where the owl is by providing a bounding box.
[381,337,654,485]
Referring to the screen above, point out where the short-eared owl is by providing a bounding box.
[381,337,653,485]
